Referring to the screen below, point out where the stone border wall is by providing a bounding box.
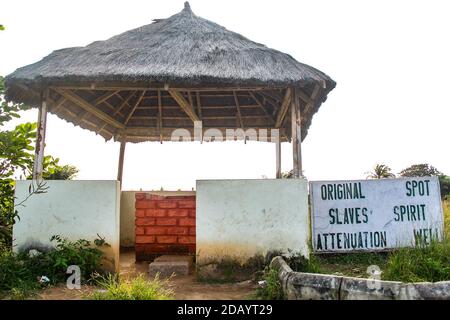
[270,256,450,300]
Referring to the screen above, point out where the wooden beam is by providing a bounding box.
[117,140,126,183]
[259,92,280,107]
[196,92,202,118]
[276,138,281,179]
[32,90,48,180]
[275,88,292,128]
[301,84,321,115]
[248,91,275,124]
[49,84,280,91]
[233,91,245,130]
[262,90,283,104]
[297,89,314,105]
[117,126,288,141]
[74,90,118,124]
[291,88,302,178]
[50,96,66,113]
[157,90,163,143]
[93,90,120,106]
[124,91,146,125]
[113,92,136,116]
[53,88,125,129]
[168,90,200,122]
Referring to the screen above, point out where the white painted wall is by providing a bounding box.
[13,180,121,271]
[196,179,309,264]
[120,191,136,247]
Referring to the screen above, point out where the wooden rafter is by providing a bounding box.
[168,90,200,122]
[77,90,119,121]
[262,91,282,104]
[50,96,66,113]
[275,88,292,128]
[124,91,146,125]
[93,90,120,106]
[300,84,321,116]
[53,88,125,129]
[259,92,280,107]
[248,91,275,124]
[113,92,136,116]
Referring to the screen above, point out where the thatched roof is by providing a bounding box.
[5,2,335,143]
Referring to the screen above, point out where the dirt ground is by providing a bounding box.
[37,248,257,300]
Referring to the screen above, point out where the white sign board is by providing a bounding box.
[310,177,444,252]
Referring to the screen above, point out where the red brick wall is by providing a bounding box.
[135,193,196,261]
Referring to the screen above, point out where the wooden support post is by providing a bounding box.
[117,140,126,183]
[157,90,163,143]
[291,87,302,178]
[276,138,281,179]
[32,90,48,180]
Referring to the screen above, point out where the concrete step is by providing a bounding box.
[149,255,193,277]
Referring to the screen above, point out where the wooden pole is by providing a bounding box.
[117,140,126,183]
[32,90,48,180]
[276,138,281,179]
[291,87,302,178]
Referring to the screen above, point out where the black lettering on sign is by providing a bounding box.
[406,180,431,197]
[413,228,440,245]
[393,204,426,222]
[319,183,366,200]
[316,231,387,251]
[329,207,370,225]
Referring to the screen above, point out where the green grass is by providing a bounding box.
[310,252,389,278]
[285,202,450,283]
[87,273,174,300]
[382,239,450,282]
[444,201,450,238]
[254,267,284,300]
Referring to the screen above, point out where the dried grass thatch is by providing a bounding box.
[4,2,336,143]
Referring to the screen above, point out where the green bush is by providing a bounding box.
[284,253,323,274]
[0,235,105,298]
[88,273,173,300]
[255,267,284,300]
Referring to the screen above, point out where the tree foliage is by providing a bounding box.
[400,163,450,200]
[366,164,396,179]
[0,72,78,247]
[399,163,442,177]
[0,76,31,126]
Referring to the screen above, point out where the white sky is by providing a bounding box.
[1,0,449,191]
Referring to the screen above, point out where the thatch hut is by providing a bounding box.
[5,2,335,181]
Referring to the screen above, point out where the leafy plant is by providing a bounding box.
[87,273,174,300]
[0,235,106,298]
[284,252,323,274]
[255,267,284,300]
[0,76,32,126]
